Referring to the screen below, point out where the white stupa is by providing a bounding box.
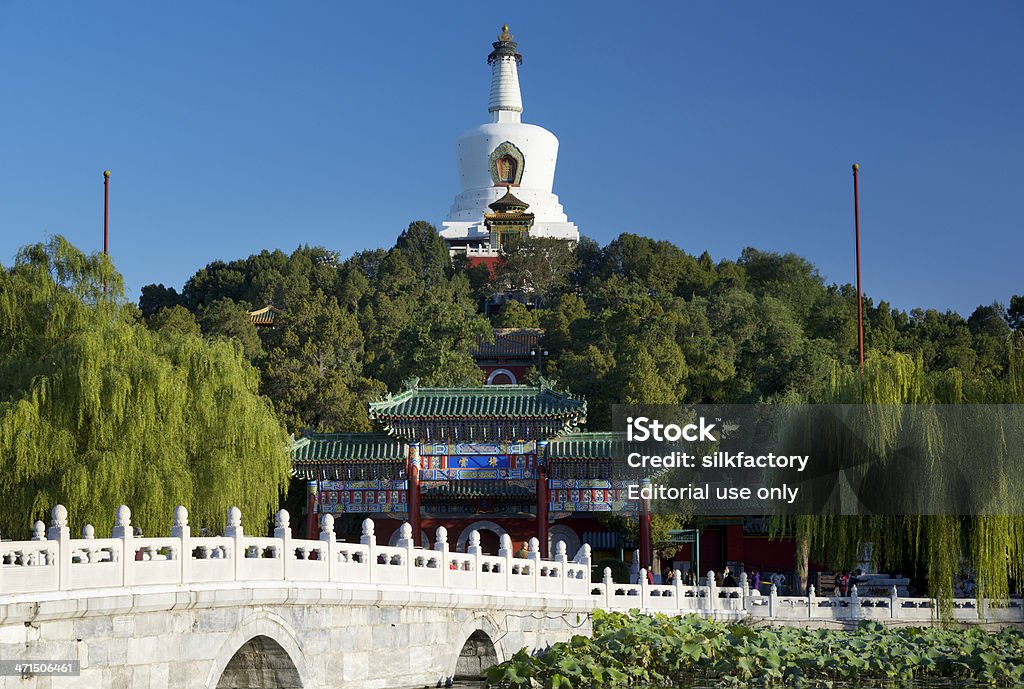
[440,25,580,256]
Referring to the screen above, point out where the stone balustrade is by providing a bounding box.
[593,568,747,621]
[3,505,1021,628]
[746,582,1024,625]
[595,568,1024,626]
[0,505,593,599]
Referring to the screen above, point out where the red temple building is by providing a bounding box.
[289,380,805,581]
[290,381,640,561]
[471,328,542,385]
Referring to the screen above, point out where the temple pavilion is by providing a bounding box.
[290,380,642,560]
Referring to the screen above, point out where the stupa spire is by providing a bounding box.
[487,24,523,123]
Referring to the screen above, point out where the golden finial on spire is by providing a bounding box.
[499,24,513,42]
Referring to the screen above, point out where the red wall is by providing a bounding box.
[467,256,503,276]
[668,528,812,574]
[480,365,531,384]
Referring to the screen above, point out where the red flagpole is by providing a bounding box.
[103,170,110,296]
[853,163,864,374]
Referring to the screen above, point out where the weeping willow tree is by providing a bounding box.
[776,338,1024,611]
[0,237,290,537]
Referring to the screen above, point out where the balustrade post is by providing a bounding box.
[528,537,541,592]
[225,507,244,581]
[395,521,414,549]
[25,522,45,574]
[360,518,376,584]
[807,584,816,619]
[274,509,291,581]
[639,568,649,611]
[673,569,683,612]
[435,526,450,588]
[82,525,94,538]
[577,544,593,569]
[467,531,482,589]
[707,570,717,613]
[769,583,778,619]
[602,566,614,609]
[576,543,592,594]
[47,505,71,591]
[497,533,513,592]
[554,540,567,593]
[171,506,190,585]
[112,506,134,587]
[890,585,898,620]
[739,572,749,613]
[397,522,415,585]
[850,584,859,621]
[319,514,335,582]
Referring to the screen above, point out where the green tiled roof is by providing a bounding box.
[369,383,586,421]
[290,433,407,462]
[546,432,628,460]
[472,328,541,359]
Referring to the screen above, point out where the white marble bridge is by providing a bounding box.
[2,505,1021,689]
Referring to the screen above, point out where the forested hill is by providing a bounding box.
[140,221,1024,432]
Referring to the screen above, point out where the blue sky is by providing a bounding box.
[1,2,1020,316]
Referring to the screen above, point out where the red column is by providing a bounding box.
[536,461,549,558]
[305,480,318,539]
[639,477,652,571]
[407,445,421,545]
[853,163,865,374]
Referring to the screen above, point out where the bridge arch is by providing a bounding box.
[449,613,507,680]
[206,611,312,689]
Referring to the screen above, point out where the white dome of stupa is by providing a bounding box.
[440,25,580,255]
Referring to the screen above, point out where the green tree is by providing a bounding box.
[490,236,579,304]
[783,348,1024,606]
[598,233,715,299]
[493,300,539,328]
[139,283,183,318]
[146,305,201,339]
[599,513,687,559]
[261,290,379,433]
[390,275,490,387]
[198,297,263,360]
[1008,295,1024,332]
[394,220,452,285]
[0,237,290,537]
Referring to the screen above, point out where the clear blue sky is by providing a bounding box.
[1,2,1020,316]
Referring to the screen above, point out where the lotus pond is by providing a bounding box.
[484,610,1024,687]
